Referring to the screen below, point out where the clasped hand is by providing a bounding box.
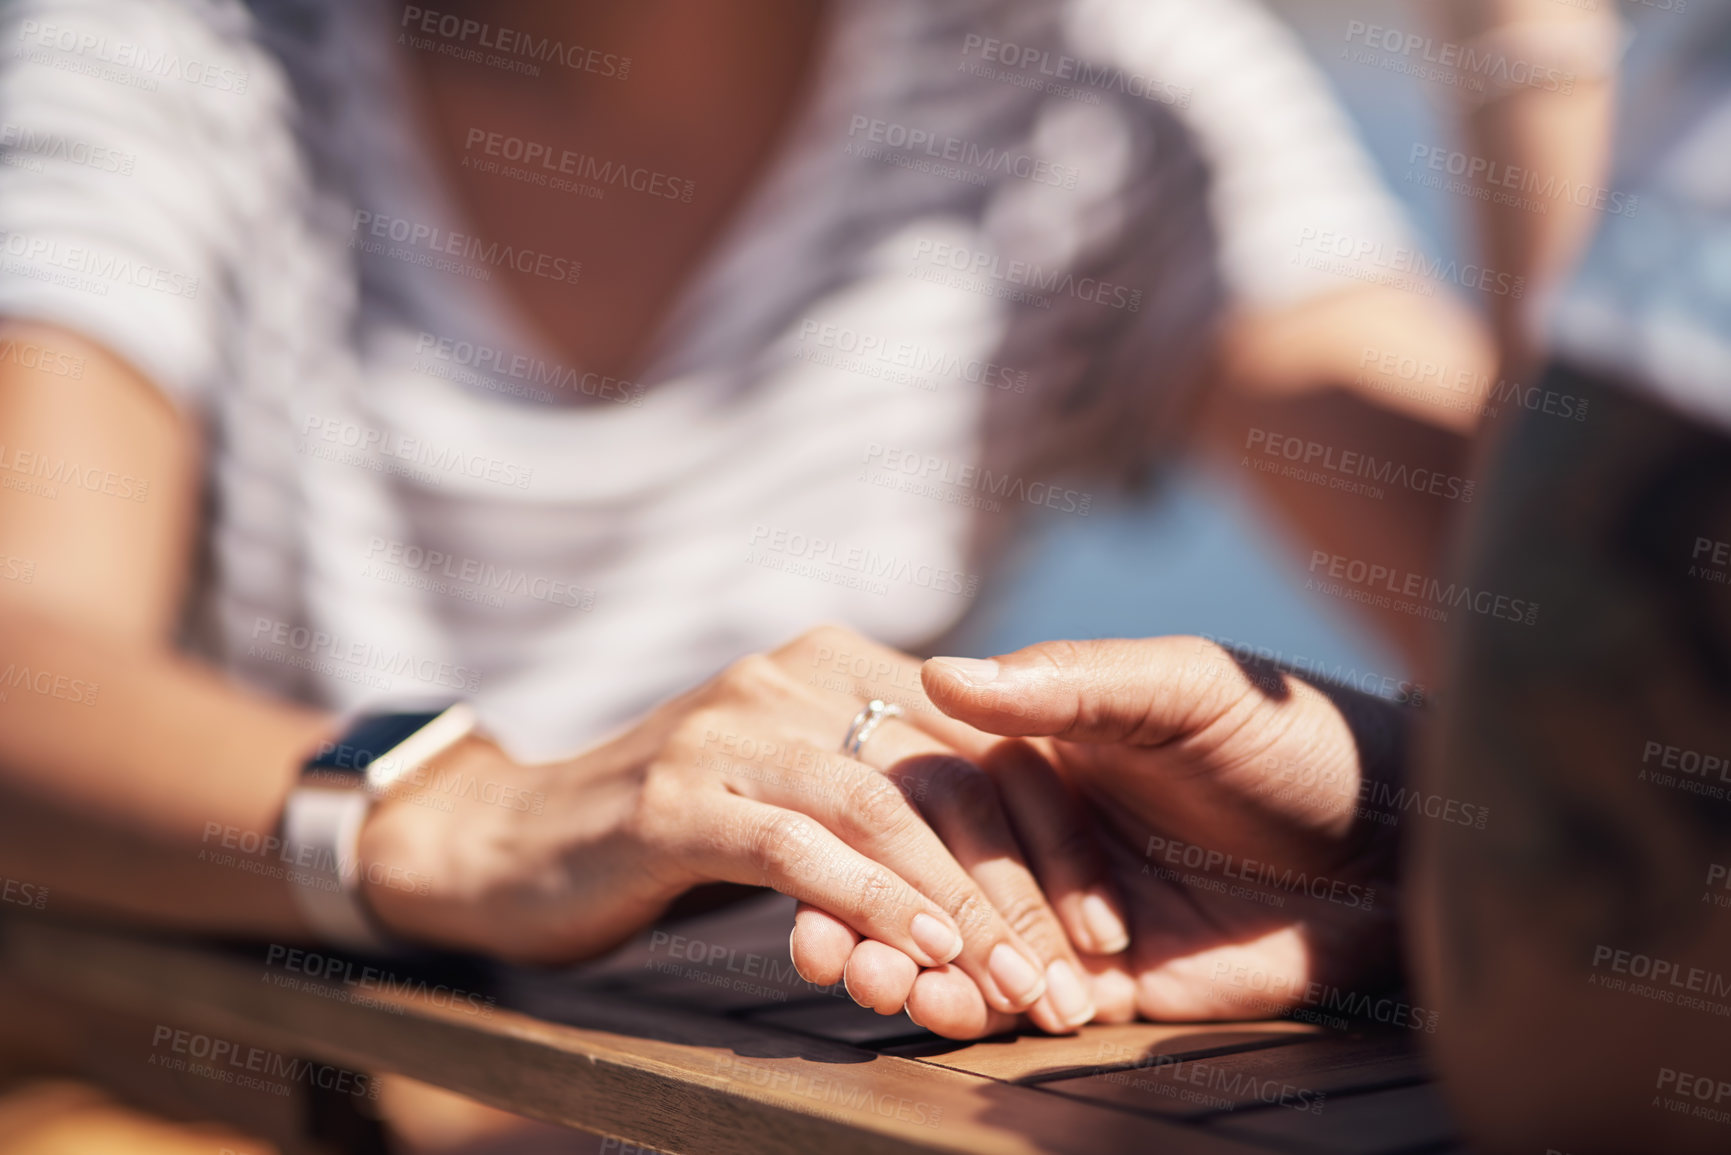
[359,627,1401,1040]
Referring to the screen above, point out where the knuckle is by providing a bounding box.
[947,889,999,940]
[851,864,902,923]
[773,622,855,664]
[670,708,725,757]
[1025,638,1086,677]
[634,763,680,819]
[718,652,786,699]
[625,769,686,863]
[1173,638,1260,713]
[841,772,914,841]
[803,622,857,652]
[996,889,1060,949]
[753,810,820,879]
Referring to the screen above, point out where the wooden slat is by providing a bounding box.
[885,1021,1319,1083]
[0,980,315,1153]
[1042,1033,1428,1120]
[1208,1082,1458,1155]
[0,918,1271,1155]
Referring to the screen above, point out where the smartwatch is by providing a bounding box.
[281,702,478,950]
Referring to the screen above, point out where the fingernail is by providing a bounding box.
[1080,889,1130,955]
[989,942,1046,1006]
[929,657,1000,685]
[910,912,962,965]
[1045,959,1095,1027]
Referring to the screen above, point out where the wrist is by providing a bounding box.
[355,733,511,952]
[1333,693,1413,875]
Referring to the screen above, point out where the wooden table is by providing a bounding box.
[0,894,1466,1154]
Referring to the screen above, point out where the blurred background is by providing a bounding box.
[962,0,1473,684]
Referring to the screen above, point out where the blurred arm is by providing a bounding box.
[0,319,329,937]
[1193,284,1493,682]
[1438,0,1620,366]
[1194,0,1616,683]
[1139,0,1502,678]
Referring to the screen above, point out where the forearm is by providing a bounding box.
[1198,288,1487,680]
[0,321,337,937]
[1438,0,1619,362]
[0,606,331,936]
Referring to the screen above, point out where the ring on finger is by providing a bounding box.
[842,699,903,758]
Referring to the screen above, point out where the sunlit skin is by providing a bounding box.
[790,637,1404,1037]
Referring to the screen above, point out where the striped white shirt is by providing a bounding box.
[0,0,1409,760]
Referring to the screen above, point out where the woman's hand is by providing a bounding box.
[812,635,1407,1035]
[354,625,1121,1031]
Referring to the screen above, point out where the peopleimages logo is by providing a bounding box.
[0,229,200,299]
[150,1026,378,1100]
[0,121,135,176]
[1144,834,1376,911]
[862,443,1091,516]
[299,414,534,490]
[463,129,694,203]
[712,1055,945,1129]
[1638,739,1731,803]
[15,19,250,93]
[797,320,1029,394]
[959,34,1191,108]
[0,335,85,378]
[0,663,99,706]
[909,239,1143,312]
[1341,20,1575,96]
[1306,550,1540,626]
[1294,226,1524,299]
[351,211,581,286]
[1209,961,1440,1032]
[1,877,48,910]
[1355,346,1590,423]
[1407,143,1638,218]
[363,536,595,611]
[1654,1067,1731,1127]
[1243,427,1474,503]
[399,7,630,79]
[846,115,1079,190]
[1707,864,1731,912]
[0,442,149,501]
[1589,944,1731,1011]
[746,524,981,599]
[264,945,498,1018]
[248,616,482,693]
[414,332,641,406]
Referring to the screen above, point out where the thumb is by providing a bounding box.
[921,636,1236,745]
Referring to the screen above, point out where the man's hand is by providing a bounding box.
[905,636,1407,1030]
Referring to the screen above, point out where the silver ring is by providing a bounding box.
[841,699,903,758]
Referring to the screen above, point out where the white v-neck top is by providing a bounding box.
[0,0,1409,760]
